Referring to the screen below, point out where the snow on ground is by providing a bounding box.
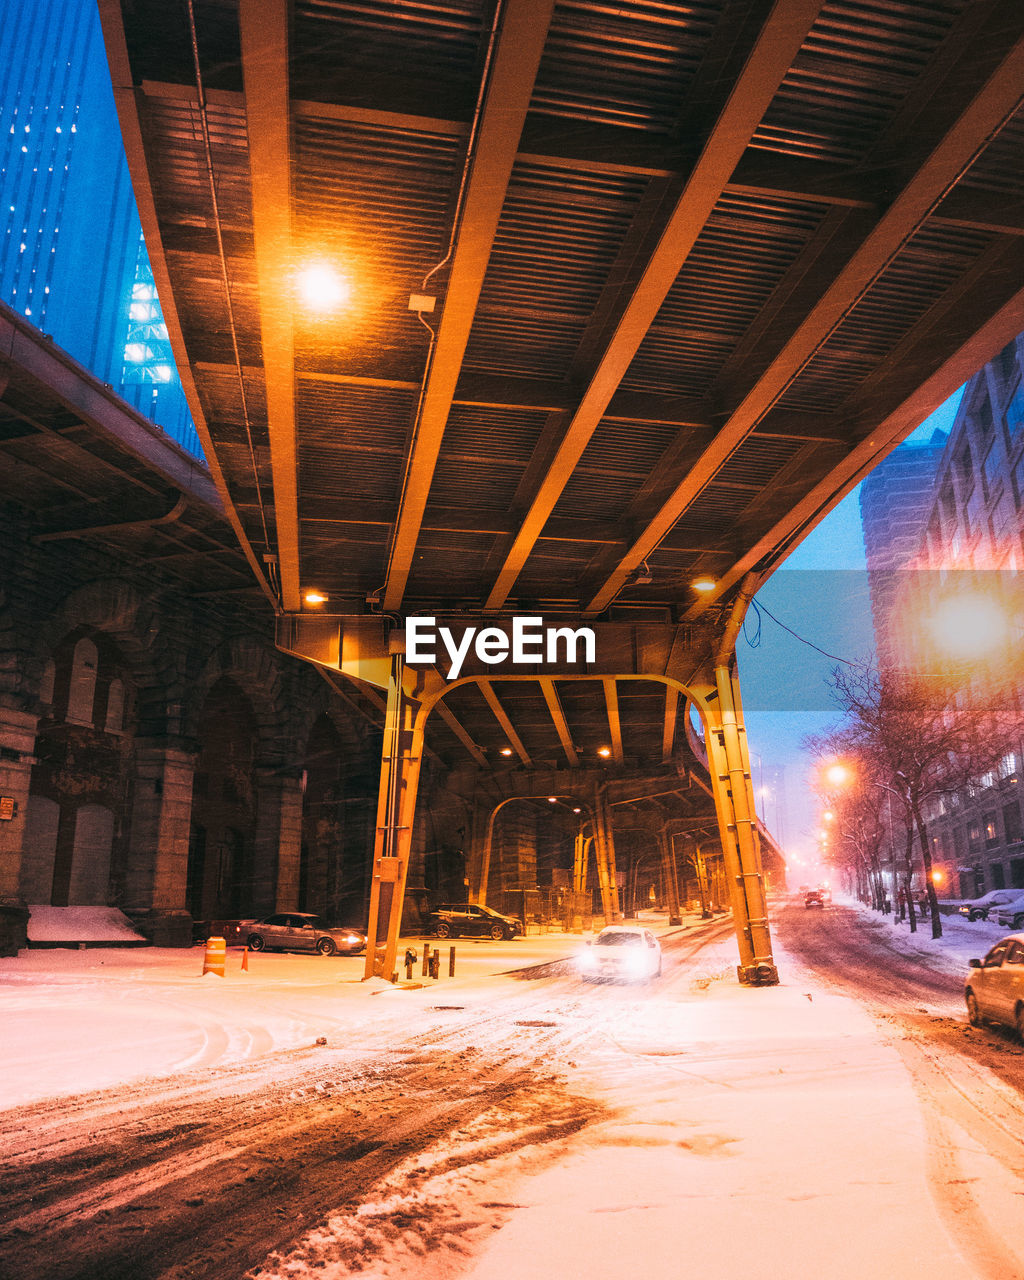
[846,896,1010,974]
[0,926,597,1109]
[5,904,1023,1280]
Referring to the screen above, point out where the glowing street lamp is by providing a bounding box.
[296,262,350,312]
[825,763,852,788]
[928,592,1010,663]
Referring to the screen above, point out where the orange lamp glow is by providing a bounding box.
[296,262,350,312]
[928,592,1009,662]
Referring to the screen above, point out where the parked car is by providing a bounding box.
[956,889,1020,922]
[425,903,522,940]
[241,913,366,956]
[964,934,1024,1040]
[992,891,1024,931]
[578,925,662,982]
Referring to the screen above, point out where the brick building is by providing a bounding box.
[860,335,1024,899]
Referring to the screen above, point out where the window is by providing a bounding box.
[984,813,998,845]
[1001,752,1018,780]
[66,637,98,725]
[104,679,125,733]
[39,658,55,705]
[982,444,1002,500]
[968,820,983,846]
[1005,942,1024,966]
[983,941,1009,967]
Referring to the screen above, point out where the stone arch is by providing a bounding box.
[187,634,291,767]
[28,578,173,729]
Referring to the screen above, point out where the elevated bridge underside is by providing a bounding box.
[100,0,1024,980]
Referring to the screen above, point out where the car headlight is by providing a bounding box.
[342,934,361,945]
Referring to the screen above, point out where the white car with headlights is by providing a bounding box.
[578,925,662,982]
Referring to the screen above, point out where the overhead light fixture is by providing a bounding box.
[691,576,716,593]
[303,589,328,606]
[626,560,653,586]
[500,747,513,757]
[296,262,350,312]
[597,747,611,758]
[547,796,558,803]
[572,807,582,815]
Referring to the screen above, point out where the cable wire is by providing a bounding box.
[748,598,857,667]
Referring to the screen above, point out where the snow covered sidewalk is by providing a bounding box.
[466,939,984,1280]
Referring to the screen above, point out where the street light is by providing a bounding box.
[296,262,350,311]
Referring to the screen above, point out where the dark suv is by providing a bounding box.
[426,903,522,940]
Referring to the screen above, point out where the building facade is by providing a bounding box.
[860,335,1024,899]
[0,0,198,455]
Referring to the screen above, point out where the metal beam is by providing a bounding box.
[694,270,1024,614]
[585,21,1024,615]
[238,0,299,610]
[540,678,579,767]
[480,682,532,768]
[33,494,188,543]
[434,701,488,766]
[381,0,556,611]
[482,0,824,611]
[603,678,624,765]
[662,686,679,764]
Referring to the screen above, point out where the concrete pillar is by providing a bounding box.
[124,740,197,945]
[253,768,304,916]
[0,704,38,953]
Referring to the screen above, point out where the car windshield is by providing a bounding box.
[595,931,642,947]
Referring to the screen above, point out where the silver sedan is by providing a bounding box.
[244,913,366,956]
[965,934,1024,1040]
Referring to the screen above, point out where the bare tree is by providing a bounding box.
[817,664,1019,940]
[807,728,891,913]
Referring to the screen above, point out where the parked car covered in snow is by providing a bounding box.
[965,934,1024,1040]
[578,925,662,982]
[955,890,1020,922]
[992,892,1024,931]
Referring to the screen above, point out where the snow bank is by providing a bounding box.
[26,906,147,944]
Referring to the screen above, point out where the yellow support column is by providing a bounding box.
[364,655,424,981]
[660,830,682,925]
[705,664,778,985]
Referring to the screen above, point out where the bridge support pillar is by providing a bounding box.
[660,830,682,926]
[705,665,778,985]
[592,786,621,925]
[363,654,423,981]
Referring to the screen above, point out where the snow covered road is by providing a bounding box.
[1,908,1023,1280]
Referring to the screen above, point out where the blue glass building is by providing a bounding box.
[1,0,202,458]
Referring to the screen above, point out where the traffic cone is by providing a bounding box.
[202,936,226,977]
[241,946,249,973]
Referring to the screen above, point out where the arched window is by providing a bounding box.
[66,637,98,725]
[39,658,56,706]
[105,678,125,732]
